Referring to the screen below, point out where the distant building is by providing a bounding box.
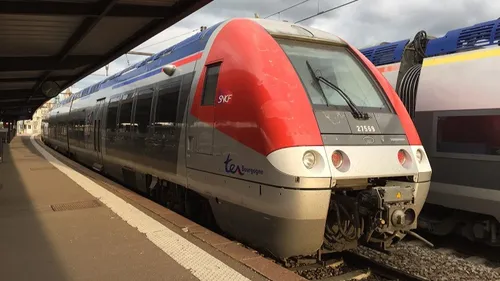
[17,88,73,135]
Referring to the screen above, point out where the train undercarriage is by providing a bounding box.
[322,177,429,256]
[137,174,433,262]
[418,204,500,247]
[129,172,429,258]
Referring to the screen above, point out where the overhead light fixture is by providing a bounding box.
[40,81,61,98]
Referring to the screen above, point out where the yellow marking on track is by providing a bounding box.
[329,269,371,281]
[328,259,344,269]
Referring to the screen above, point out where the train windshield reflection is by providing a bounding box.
[276,38,389,111]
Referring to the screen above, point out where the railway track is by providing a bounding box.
[351,239,500,281]
[404,235,500,275]
[409,232,500,264]
[282,251,427,281]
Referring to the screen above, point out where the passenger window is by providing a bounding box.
[201,63,221,106]
[79,120,85,141]
[119,100,133,132]
[436,114,500,155]
[106,102,118,132]
[154,80,181,134]
[135,89,153,134]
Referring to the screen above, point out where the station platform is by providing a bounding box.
[0,136,304,281]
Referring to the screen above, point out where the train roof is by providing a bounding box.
[360,18,500,66]
[50,17,345,111]
[49,21,224,111]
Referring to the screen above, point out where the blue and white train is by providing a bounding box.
[360,18,500,245]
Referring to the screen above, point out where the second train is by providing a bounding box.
[360,18,500,246]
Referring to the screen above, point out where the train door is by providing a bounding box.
[67,96,75,155]
[186,62,221,163]
[132,88,154,172]
[54,111,60,146]
[92,98,106,170]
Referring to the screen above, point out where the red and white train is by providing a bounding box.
[42,18,432,259]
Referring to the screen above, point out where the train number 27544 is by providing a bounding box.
[356,125,376,132]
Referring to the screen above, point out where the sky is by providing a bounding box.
[68,0,500,92]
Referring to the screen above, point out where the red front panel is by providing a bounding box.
[190,19,323,156]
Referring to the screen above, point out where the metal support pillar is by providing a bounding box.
[0,136,3,163]
[13,120,16,137]
[7,120,11,143]
[0,128,4,163]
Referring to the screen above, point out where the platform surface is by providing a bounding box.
[0,136,276,281]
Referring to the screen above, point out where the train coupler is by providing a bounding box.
[369,185,417,232]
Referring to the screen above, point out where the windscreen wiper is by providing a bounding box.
[306,60,331,106]
[306,60,369,120]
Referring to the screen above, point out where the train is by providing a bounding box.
[359,18,500,246]
[41,17,432,260]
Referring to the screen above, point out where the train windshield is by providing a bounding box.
[276,38,389,111]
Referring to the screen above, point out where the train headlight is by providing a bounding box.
[332,150,343,169]
[302,151,316,169]
[415,149,423,163]
[397,149,407,166]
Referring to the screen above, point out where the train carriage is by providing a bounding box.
[42,18,432,259]
[360,18,500,245]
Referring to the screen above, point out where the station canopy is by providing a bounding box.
[0,0,212,120]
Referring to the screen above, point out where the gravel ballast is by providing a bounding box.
[351,241,500,281]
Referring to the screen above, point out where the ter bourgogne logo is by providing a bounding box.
[224,154,264,176]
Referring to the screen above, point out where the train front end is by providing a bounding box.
[259,20,432,252]
[198,18,432,259]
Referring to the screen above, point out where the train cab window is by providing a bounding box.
[201,63,221,106]
[119,100,133,132]
[135,89,153,134]
[154,80,181,134]
[106,102,118,132]
[275,38,388,111]
[436,115,500,155]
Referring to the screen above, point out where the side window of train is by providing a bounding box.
[436,114,500,156]
[155,79,181,134]
[119,97,133,132]
[107,101,119,132]
[135,89,154,134]
[201,63,221,106]
[79,115,85,142]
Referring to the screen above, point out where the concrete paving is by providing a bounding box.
[0,136,270,281]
